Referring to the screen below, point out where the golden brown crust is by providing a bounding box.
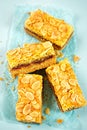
[16,74,43,123]
[46,59,87,112]
[24,9,74,50]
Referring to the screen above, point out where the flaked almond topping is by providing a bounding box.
[42,41,52,49]
[34,22,43,29]
[60,95,67,104]
[55,85,60,92]
[60,63,66,71]
[30,111,39,117]
[21,75,33,84]
[36,89,41,96]
[59,23,67,32]
[26,92,34,101]
[32,100,37,105]
[52,66,60,73]
[16,103,24,113]
[32,103,40,109]
[25,115,32,121]
[31,81,40,90]
[71,94,78,103]
[69,79,77,86]
[61,80,70,89]
[9,49,17,55]
[23,104,31,115]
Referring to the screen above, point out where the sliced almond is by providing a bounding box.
[32,100,37,105]
[60,63,66,71]
[36,89,41,96]
[69,79,77,86]
[21,75,33,84]
[30,111,39,117]
[23,104,31,115]
[59,23,67,32]
[25,115,32,121]
[31,81,41,90]
[61,80,70,89]
[32,103,40,109]
[9,49,17,55]
[42,41,52,49]
[26,92,34,101]
[16,103,24,113]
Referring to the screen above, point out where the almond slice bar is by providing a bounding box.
[46,59,87,112]
[6,41,56,78]
[16,74,43,123]
[24,9,74,50]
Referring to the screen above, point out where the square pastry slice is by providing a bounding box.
[16,74,43,123]
[6,41,56,78]
[24,9,74,50]
[46,59,87,112]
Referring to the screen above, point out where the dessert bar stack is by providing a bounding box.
[6,9,87,124]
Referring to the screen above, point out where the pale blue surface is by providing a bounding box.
[0,0,87,130]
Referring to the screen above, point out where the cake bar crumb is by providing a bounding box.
[27,125,31,128]
[0,77,4,81]
[42,115,46,120]
[73,55,80,62]
[45,108,50,115]
[56,119,64,124]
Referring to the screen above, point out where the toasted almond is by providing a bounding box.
[23,104,31,115]
[36,89,41,96]
[61,80,70,89]
[60,63,66,71]
[31,81,41,90]
[69,79,77,86]
[59,23,67,32]
[32,103,40,109]
[25,115,32,121]
[9,49,17,55]
[16,103,24,113]
[21,75,33,84]
[42,41,52,48]
[32,100,37,105]
[26,92,34,101]
[30,111,39,117]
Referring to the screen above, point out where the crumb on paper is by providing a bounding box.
[28,12,31,15]
[42,115,46,120]
[27,125,31,128]
[55,50,64,58]
[77,114,80,118]
[11,86,15,91]
[0,77,4,81]
[0,61,4,64]
[73,55,80,63]
[45,108,50,115]
[56,119,64,124]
